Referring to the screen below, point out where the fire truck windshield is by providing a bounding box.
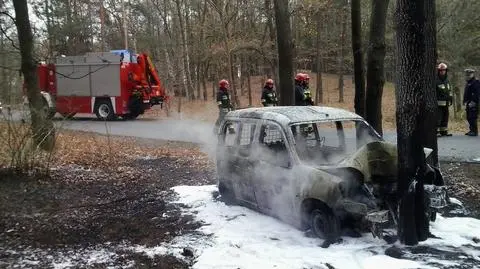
[110,49,137,63]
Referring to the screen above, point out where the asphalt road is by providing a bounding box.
[60,114,479,164]
[3,111,479,163]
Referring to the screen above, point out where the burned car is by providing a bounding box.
[215,106,447,243]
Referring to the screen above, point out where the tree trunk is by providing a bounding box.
[174,0,193,100]
[338,3,347,103]
[265,0,279,98]
[273,0,294,105]
[366,0,389,135]
[351,0,366,117]
[315,11,323,104]
[247,68,252,106]
[13,0,55,151]
[423,0,439,167]
[395,0,428,246]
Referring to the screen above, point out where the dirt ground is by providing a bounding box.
[0,133,479,268]
[441,161,480,218]
[0,133,216,268]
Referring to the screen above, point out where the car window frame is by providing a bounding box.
[255,119,293,169]
[287,118,382,165]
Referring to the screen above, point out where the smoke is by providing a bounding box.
[214,118,391,232]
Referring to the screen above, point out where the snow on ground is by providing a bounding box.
[132,185,480,269]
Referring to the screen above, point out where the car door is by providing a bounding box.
[232,120,259,207]
[252,120,296,220]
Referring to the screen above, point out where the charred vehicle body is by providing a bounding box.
[215,106,447,243]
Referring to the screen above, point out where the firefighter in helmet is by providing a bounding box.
[303,73,314,105]
[214,79,234,131]
[436,63,453,136]
[261,78,278,107]
[463,69,480,136]
[295,73,314,106]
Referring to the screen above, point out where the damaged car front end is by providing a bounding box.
[215,106,449,245]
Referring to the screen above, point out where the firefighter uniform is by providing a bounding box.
[261,87,278,107]
[436,77,452,136]
[463,69,480,136]
[214,79,233,130]
[294,73,314,106]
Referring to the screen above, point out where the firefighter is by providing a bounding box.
[295,73,314,106]
[436,63,453,137]
[303,73,314,105]
[214,79,233,131]
[294,73,305,105]
[261,79,278,107]
[463,69,480,136]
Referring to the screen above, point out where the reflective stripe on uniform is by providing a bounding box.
[437,101,447,106]
[217,101,222,105]
[261,99,266,102]
[437,127,448,132]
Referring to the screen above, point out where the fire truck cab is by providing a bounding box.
[33,49,168,120]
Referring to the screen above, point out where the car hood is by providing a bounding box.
[332,141,432,183]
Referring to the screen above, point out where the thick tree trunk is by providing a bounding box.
[265,0,279,94]
[423,0,439,167]
[351,0,366,117]
[395,0,428,246]
[13,0,55,151]
[366,0,389,135]
[273,0,294,105]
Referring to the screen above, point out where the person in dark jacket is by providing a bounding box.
[294,73,314,106]
[436,63,453,136]
[261,79,278,107]
[302,73,314,106]
[463,69,480,136]
[214,79,233,132]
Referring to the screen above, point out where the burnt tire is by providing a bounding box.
[94,99,115,121]
[218,181,235,204]
[310,208,340,241]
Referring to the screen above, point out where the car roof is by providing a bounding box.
[224,106,363,127]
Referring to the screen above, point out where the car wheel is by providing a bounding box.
[310,208,339,240]
[218,181,235,204]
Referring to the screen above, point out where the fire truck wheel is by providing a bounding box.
[94,99,115,121]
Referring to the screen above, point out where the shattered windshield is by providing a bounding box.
[290,120,381,166]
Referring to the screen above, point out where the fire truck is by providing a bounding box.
[31,49,168,120]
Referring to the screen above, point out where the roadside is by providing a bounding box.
[0,131,216,268]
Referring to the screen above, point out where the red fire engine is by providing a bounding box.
[32,49,169,120]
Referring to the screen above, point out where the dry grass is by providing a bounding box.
[0,121,213,176]
[145,71,471,134]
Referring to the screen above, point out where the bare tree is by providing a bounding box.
[366,0,389,135]
[423,0,439,167]
[338,1,347,103]
[395,0,429,246]
[315,10,323,104]
[351,0,365,117]
[13,0,55,151]
[273,0,294,105]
